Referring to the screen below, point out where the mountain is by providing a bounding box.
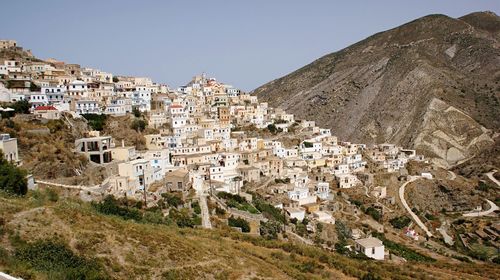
[253,11,500,168]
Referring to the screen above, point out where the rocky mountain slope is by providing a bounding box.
[253,11,500,167]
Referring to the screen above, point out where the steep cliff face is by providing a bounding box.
[253,12,500,166]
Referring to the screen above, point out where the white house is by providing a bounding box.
[286,208,305,221]
[354,237,385,260]
[67,80,88,98]
[0,134,19,164]
[288,187,309,201]
[315,182,330,200]
[337,174,361,188]
[76,100,101,114]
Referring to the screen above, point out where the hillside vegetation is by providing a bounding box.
[1,190,499,279]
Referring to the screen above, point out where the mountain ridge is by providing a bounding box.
[253,11,499,167]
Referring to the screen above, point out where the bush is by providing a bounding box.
[389,216,411,229]
[82,114,107,131]
[217,192,259,214]
[267,124,279,134]
[169,208,195,228]
[92,195,142,221]
[132,107,141,118]
[161,193,184,208]
[215,207,226,216]
[228,216,250,232]
[14,239,108,279]
[0,153,27,195]
[365,207,381,221]
[260,220,282,239]
[424,213,436,221]
[11,100,30,114]
[191,201,201,215]
[478,181,490,192]
[131,119,147,132]
[254,198,285,223]
[377,234,435,262]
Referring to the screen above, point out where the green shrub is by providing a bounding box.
[260,220,282,239]
[169,208,195,228]
[254,198,285,223]
[191,201,201,214]
[365,207,381,221]
[424,213,436,221]
[131,119,147,132]
[215,207,226,216]
[389,216,411,229]
[14,239,108,279]
[217,192,259,214]
[0,153,27,195]
[82,114,107,131]
[228,216,250,232]
[92,195,142,221]
[377,234,435,262]
[161,192,184,208]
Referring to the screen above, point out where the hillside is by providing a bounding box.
[1,190,499,279]
[253,11,500,168]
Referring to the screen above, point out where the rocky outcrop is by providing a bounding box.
[414,98,493,168]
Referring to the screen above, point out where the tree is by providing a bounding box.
[112,76,119,83]
[131,119,147,132]
[132,107,141,118]
[267,124,278,134]
[260,220,281,239]
[11,100,30,114]
[0,152,28,195]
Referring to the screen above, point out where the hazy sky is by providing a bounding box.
[1,1,498,90]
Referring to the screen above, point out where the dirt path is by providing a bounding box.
[199,194,212,229]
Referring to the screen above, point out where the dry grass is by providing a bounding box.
[1,191,499,279]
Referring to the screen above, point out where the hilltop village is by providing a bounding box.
[1,40,498,263]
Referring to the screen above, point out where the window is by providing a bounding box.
[372,247,375,255]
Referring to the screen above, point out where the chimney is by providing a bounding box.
[122,139,125,147]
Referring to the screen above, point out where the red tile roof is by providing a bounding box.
[34,106,57,111]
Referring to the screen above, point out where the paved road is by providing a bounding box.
[399,176,433,237]
[463,199,499,217]
[199,195,212,229]
[485,170,500,187]
[462,171,500,217]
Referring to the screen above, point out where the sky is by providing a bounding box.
[0,1,498,91]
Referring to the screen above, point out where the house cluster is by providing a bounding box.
[0,40,170,117]
[1,40,423,261]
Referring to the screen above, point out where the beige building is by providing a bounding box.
[0,40,17,49]
[237,165,260,183]
[165,169,190,191]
